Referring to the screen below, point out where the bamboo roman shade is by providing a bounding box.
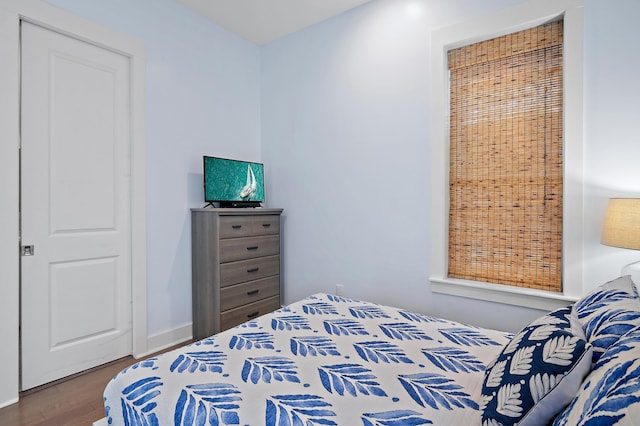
[447,20,563,292]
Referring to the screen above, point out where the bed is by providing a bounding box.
[103,276,640,425]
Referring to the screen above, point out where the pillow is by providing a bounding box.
[553,325,640,425]
[480,306,593,426]
[572,275,640,364]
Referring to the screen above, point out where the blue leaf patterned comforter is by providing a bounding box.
[103,293,511,425]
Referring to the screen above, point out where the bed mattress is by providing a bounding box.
[103,293,511,425]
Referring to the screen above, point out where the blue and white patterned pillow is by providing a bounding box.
[480,306,593,426]
[572,275,640,364]
[553,325,640,425]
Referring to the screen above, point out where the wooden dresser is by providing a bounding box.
[191,208,283,339]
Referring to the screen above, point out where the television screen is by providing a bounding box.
[203,156,265,206]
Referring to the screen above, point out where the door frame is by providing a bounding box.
[0,0,147,406]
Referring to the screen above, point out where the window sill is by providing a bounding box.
[429,277,579,311]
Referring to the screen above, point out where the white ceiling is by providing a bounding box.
[177,0,373,45]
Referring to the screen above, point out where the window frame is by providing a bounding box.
[429,0,584,311]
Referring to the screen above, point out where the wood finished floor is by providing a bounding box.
[0,343,191,426]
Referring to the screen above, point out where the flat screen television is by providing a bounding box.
[203,156,265,207]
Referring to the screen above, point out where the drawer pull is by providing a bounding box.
[232,225,242,229]
[247,311,259,319]
[246,246,259,251]
[262,223,271,228]
[247,267,259,273]
[247,289,260,296]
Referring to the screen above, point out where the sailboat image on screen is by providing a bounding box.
[203,156,265,207]
[240,165,257,200]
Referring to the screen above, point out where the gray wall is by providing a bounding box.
[42,0,640,337]
[262,0,640,332]
[45,0,263,336]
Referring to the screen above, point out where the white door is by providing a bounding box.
[20,21,133,390]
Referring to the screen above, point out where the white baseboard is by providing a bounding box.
[0,396,18,409]
[136,323,193,359]
[0,326,193,417]
[91,325,194,425]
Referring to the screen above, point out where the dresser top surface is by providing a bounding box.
[191,207,283,216]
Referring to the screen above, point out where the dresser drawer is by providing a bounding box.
[220,295,281,331]
[220,276,280,311]
[219,235,279,263]
[219,255,280,287]
[219,215,280,239]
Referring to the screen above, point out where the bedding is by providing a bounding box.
[571,275,640,364]
[103,293,512,425]
[480,306,593,426]
[103,277,640,425]
[553,275,640,425]
[553,325,640,425]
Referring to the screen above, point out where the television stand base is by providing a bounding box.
[219,201,262,208]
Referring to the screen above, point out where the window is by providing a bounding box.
[447,21,563,292]
[429,0,584,310]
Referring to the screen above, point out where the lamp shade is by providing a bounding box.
[601,198,640,250]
